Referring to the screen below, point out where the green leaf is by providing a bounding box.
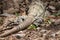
[28,24,37,30]
[15,12,19,16]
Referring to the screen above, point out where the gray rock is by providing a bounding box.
[13,34,26,39]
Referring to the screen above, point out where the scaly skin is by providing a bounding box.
[0,16,34,37]
[0,0,44,37]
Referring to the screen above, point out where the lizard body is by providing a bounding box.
[0,0,45,37]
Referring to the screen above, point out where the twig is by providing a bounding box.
[4,8,19,14]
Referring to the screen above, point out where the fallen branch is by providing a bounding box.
[4,8,19,14]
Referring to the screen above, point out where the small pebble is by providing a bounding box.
[51,33,56,37]
[40,29,47,33]
[13,34,26,39]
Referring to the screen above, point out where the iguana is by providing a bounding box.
[0,0,46,37]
